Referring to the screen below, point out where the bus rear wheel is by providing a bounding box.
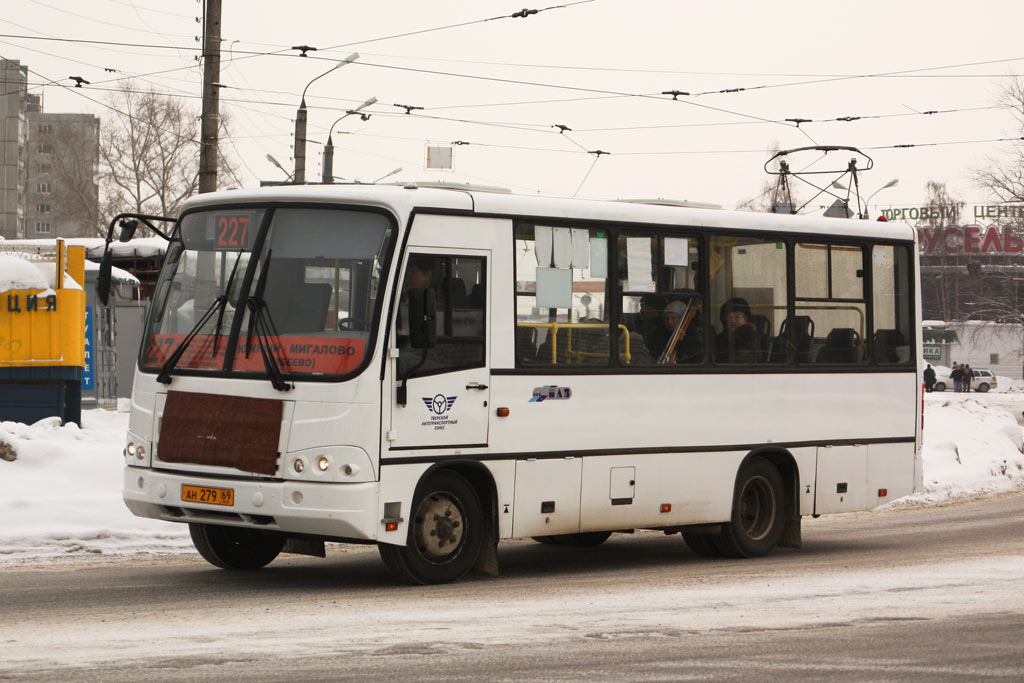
[379,471,483,585]
[713,457,785,559]
[188,523,285,569]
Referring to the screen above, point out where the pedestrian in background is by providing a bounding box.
[963,364,972,393]
[924,364,936,392]
[952,363,962,392]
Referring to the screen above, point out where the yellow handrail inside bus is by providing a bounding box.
[517,322,632,364]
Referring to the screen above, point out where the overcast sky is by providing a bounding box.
[5,0,1024,213]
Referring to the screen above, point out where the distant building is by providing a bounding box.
[0,59,28,239]
[25,108,100,239]
[0,58,100,242]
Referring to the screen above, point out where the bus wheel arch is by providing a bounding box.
[750,448,802,549]
[379,463,497,584]
[713,451,791,558]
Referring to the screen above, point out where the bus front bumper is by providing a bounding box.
[123,467,380,541]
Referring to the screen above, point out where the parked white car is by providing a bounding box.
[933,367,997,393]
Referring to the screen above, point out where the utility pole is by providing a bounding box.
[198,0,221,194]
[294,102,307,184]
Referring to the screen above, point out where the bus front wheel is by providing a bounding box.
[713,457,785,558]
[188,523,285,569]
[379,471,483,584]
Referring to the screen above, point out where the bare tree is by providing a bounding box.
[974,76,1024,202]
[48,117,100,235]
[919,180,965,321]
[99,82,237,229]
[736,144,800,213]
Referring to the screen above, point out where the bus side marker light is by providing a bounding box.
[497,407,510,417]
[878,488,888,497]
[661,504,671,513]
[385,522,399,532]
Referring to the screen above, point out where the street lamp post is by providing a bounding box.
[265,153,293,183]
[865,178,899,219]
[321,96,377,184]
[371,167,402,184]
[293,52,359,184]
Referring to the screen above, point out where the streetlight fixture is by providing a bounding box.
[321,96,377,184]
[265,153,293,181]
[293,52,360,184]
[371,167,403,184]
[865,178,899,218]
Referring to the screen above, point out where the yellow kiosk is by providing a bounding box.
[0,241,86,425]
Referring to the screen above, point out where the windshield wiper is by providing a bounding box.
[156,251,244,384]
[212,250,244,354]
[244,249,293,391]
[156,293,229,384]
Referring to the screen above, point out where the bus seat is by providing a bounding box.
[748,313,771,359]
[769,315,814,363]
[516,325,538,364]
[818,327,859,363]
[272,281,332,333]
[469,283,485,308]
[449,277,469,307]
[872,328,904,363]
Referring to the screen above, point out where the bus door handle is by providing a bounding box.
[465,382,488,390]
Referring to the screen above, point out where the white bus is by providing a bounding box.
[112,184,922,584]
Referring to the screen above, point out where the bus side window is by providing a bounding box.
[709,235,787,364]
[872,245,913,365]
[398,254,486,376]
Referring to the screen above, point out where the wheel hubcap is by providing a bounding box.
[413,491,465,563]
[739,475,776,541]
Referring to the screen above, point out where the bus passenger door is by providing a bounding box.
[389,251,490,449]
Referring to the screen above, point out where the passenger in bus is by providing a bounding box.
[397,255,435,336]
[659,300,702,363]
[715,297,760,363]
[638,293,669,353]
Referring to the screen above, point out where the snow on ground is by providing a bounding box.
[0,408,193,565]
[2,394,1024,566]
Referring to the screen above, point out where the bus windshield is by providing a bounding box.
[141,206,395,381]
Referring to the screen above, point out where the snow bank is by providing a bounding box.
[0,410,191,565]
[1,398,1023,565]
[0,253,49,292]
[892,397,1024,506]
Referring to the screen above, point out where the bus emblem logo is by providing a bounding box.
[423,394,457,415]
[530,386,572,402]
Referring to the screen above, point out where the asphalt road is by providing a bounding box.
[3,491,1024,681]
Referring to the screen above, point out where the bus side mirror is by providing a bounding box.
[118,219,139,242]
[408,288,437,349]
[96,248,114,306]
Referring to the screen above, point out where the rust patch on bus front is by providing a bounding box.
[159,391,282,475]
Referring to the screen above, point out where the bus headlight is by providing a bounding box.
[317,456,330,472]
[293,458,305,473]
[126,442,137,457]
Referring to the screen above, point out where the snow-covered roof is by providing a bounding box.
[0,252,88,292]
[85,237,168,259]
[83,258,140,286]
[0,237,167,260]
[0,253,48,292]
